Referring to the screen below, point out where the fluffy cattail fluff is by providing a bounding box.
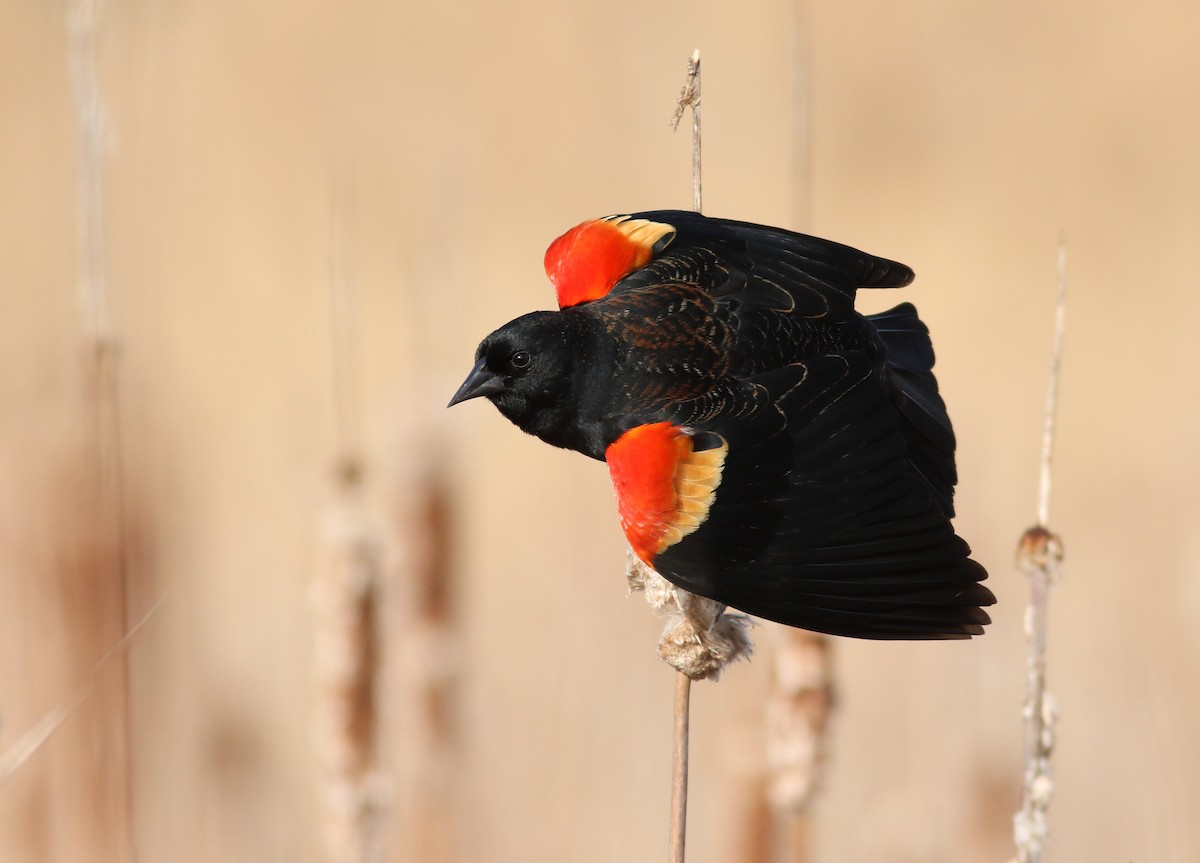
[626,549,753,681]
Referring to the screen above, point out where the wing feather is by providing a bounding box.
[552,211,993,639]
[651,353,993,639]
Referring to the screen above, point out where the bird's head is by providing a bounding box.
[448,311,595,449]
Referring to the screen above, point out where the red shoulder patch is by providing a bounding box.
[605,423,727,565]
[544,215,675,309]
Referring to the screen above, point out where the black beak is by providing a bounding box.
[448,357,506,407]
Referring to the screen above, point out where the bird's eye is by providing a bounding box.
[510,350,531,370]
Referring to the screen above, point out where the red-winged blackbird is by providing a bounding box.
[450,211,994,639]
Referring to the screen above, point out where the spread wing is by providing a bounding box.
[610,354,991,639]
[545,210,913,314]
[547,211,993,639]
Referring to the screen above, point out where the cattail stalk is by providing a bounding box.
[394,463,458,863]
[670,49,702,214]
[764,22,835,857]
[313,186,386,863]
[764,628,834,862]
[313,462,385,863]
[65,1,136,857]
[669,671,691,863]
[666,49,702,863]
[1012,240,1068,863]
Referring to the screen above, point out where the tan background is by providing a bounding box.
[3,1,1199,861]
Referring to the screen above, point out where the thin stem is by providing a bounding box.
[669,672,692,863]
[67,2,136,857]
[671,49,702,214]
[68,0,110,343]
[0,601,160,785]
[1036,239,1067,528]
[1014,242,1068,863]
[666,49,703,863]
[765,627,833,860]
[315,173,386,863]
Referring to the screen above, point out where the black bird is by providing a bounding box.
[450,211,994,639]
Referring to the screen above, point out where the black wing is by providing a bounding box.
[655,353,993,639]
[590,212,991,638]
[609,210,913,319]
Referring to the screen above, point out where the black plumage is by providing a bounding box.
[450,210,994,639]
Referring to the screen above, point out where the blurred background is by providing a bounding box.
[3,1,1199,861]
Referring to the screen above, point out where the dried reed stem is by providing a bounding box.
[65,1,136,857]
[765,628,834,862]
[1012,240,1068,863]
[68,0,111,344]
[765,24,834,858]
[669,671,691,863]
[0,601,159,786]
[313,186,386,863]
[314,462,386,863]
[1036,242,1068,530]
[666,49,702,863]
[396,464,458,863]
[670,49,702,213]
